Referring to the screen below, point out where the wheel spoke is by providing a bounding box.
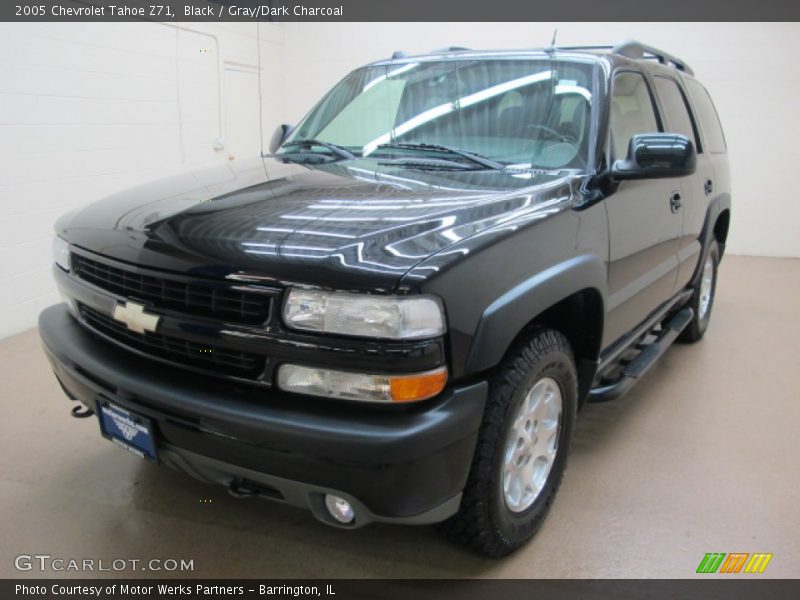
[526,389,542,416]
[698,256,714,319]
[533,429,553,461]
[521,455,535,488]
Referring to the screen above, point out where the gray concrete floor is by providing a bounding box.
[1,255,798,578]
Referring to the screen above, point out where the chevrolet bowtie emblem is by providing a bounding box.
[112,301,161,334]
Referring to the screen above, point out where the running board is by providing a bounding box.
[588,307,694,403]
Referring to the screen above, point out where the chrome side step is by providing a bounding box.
[588,307,694,403]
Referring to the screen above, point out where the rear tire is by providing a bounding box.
[679,240,719,343]
[438,328,577,557]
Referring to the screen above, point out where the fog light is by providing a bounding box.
[324,494,355,524]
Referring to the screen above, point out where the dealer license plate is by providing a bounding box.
[97,400,158,462]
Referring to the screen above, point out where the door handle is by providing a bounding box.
[704,179,714,195]
[670,192,682,213]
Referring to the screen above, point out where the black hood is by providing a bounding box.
[59,157,574,292]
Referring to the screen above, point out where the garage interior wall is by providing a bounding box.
[0,22,284,338]
[0,22,797,339]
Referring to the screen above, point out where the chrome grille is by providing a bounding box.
[79,304,266,380]
[71,253,271,324]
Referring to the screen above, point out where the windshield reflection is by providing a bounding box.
[283,59,596,170]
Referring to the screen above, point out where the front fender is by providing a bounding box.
[465,254,607,375]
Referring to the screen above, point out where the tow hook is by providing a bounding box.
[228,479,255,498]
[70,404,94,418]
[227,478,280,500]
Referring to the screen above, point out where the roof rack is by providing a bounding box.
[389,42,693,75]
[429,46,472,53]
[611,39,694,75]
[551,45,614,52]
[390,46,471,60]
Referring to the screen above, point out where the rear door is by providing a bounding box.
[651,74,711,290]
[603,70,683,346]
[683,76,731,242]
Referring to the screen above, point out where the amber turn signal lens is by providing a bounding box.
[277,364,448,403]
[389,367,448,403]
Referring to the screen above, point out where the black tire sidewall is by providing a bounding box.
[489,343,577,545]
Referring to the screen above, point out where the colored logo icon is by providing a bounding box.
[696,553,773,574]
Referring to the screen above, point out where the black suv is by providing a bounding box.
[40,40,730,557]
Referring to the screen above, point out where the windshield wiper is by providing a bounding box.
[278,139,356,161]
[377,156,476,171]
[375,142,505,170]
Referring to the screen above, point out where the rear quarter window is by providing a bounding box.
[685,78,727,154]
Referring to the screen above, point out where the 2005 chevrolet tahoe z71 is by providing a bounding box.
[40,40,731,557]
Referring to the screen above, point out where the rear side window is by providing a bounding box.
[609,72,660,160]
[685,78,727,154]
[653,76,700,152]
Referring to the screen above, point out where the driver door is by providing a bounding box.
[603,71,683,347]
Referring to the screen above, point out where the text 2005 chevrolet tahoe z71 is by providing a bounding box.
[40,40,730,557]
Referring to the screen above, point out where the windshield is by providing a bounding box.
[283,58,596,170]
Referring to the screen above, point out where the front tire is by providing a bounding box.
[679,240,719,343]
[439,328,577,557]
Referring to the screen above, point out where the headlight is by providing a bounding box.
[277,364,448,403]
[283,288,445,339]
[53,236,70,272]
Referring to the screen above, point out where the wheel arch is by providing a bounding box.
[690,193,731,286]
[464,254,606,407]
[714,207,730,248]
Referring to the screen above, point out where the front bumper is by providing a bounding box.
[39,304,488,527]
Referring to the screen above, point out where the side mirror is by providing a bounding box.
[268,124,294,154]
[612,133,696,180]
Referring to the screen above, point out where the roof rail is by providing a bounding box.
[429,46,472,53]
[612,39,694,75]
[391,50,408,59]
[552,45,614,52]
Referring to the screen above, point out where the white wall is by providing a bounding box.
[278,22,800,260]
[0,22,283,338]
[0,21,797,339]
